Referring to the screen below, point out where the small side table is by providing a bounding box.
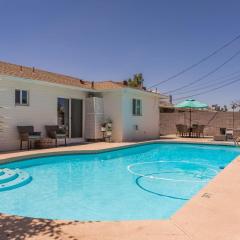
[35,138,54,149]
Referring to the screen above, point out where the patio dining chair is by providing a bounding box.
[192,125,205,138]
[17,126,41,150]
[176,124,188,137]
[198,125,205,138]
[191,124,198,137]
[45,125,67,147]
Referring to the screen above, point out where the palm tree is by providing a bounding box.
[127,73,144,88]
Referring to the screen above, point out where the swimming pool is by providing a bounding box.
[0,143,239,221]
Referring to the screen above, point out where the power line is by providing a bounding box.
[174,77,240,101]
[150,33,240,88]
[163,48,240,94]
[173,70,240,96]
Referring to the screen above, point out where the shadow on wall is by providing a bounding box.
[0,213,94,240]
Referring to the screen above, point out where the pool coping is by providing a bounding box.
[0,139,240,240]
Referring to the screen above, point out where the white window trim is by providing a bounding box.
[15,89,29,106]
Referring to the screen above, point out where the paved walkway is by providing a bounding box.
[0,139,239,240]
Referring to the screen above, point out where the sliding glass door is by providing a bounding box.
[57,98,83,138]
[57,98,69,136]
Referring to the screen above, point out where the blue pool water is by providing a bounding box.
[0,143,239,221]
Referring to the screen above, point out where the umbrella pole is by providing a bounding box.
[189,109,192,127]
[189,109,192,137]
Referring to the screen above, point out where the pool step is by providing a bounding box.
[0,168,32,191]
[0,169,18,184]
[0,170,4,176]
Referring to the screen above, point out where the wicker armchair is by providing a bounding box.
[198,125,205,138]
[176,124,188,137]
[192,125,205,138]
[45,125,67,147]
[17,126,41,150]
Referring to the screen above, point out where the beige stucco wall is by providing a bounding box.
[159,111,240,136]
[0,76,87,151]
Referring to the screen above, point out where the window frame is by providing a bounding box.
[132,98,142,116]
[15,89,29,106]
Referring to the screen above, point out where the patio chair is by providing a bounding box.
[176,124,182,136]
[199,125,205,138]
[45,125,67,147]
[193,125,205,138]
[176,124,188,137]
[17,126,41,150]
[191,124,198,137]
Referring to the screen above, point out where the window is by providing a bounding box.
[132,99,142,116]
[15,90,29,105]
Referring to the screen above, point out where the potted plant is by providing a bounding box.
[101,122,106,132]
[106,118,112,128]
[106,120,112,138]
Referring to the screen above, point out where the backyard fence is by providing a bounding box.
[159,111,240,136]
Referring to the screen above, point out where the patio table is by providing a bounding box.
[188,127,193,137]
[35,138,54,149]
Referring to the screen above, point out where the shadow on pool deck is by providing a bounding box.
[0,213,188,240]
[0,214,83,240]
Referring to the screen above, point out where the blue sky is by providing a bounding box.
[0,0,240,106]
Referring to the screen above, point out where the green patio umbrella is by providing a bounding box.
[175,99,208,127]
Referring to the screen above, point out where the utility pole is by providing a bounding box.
[231,101,238,130]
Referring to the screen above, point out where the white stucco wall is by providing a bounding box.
[102,91,124,142]
[0,76,87,151]
[121,89,160,141]
[0,75,162,151]
[102,89,160,142]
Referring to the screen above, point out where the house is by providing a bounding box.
[0,61,169,151]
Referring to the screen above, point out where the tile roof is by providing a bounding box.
[0,60,159,95]
[0,60,132,91]
[0,60,93,89]
[94,81,126,90]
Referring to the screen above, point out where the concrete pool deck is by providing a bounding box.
[0,138,239,240]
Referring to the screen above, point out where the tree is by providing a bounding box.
[211,104,221,111]
[211,104,228,112]
[221,105,227,112]
[127,73,144,88]
[230,101,238,111]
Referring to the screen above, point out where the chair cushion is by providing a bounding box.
[56,134,66,138]
[29,135,41,140]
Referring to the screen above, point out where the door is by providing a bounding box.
[57,98,69,136]
[71,99,83,138]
